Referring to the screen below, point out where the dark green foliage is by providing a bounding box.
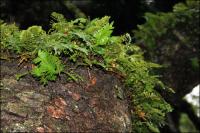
[0,13,172,132]
[19,26,47,53]
[134,12,175,50]
[134,0,199,92]
[0,22,21,52]
[134,0,199,58]
[134,0,199,132]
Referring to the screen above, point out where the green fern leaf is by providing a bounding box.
[32,50,64,85]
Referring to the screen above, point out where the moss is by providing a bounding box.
[0,13,172,132]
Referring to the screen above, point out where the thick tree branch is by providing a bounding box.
[179,100,200,130]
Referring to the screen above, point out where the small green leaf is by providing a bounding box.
[31,50,64,85]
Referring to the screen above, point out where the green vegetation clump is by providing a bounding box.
[31,50,64,85]
[134,0,199,68]
[133,0,199,132]
[0,13,172,132]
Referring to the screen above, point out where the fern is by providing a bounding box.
[31,50,64,85]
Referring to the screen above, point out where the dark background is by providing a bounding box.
[0,0,185,34]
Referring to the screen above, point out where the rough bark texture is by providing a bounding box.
[0,58,131,132]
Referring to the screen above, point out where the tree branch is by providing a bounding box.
[179,100,200,130]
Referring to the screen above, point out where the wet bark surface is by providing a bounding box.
[0,57,131,132]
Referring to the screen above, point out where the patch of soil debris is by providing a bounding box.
[0,56,132,132]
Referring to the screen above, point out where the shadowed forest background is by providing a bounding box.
[0,0,199,132]
[0,0,187,34]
